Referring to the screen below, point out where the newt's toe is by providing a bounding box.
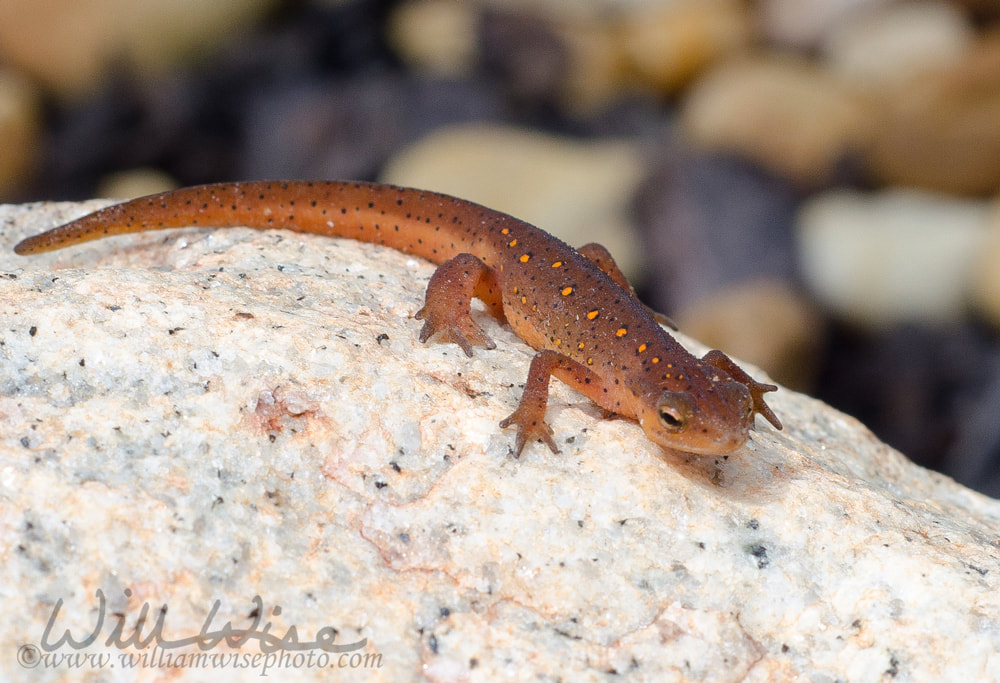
[748,380,782,431]
[500,408,558,456]
[416,307,495,357]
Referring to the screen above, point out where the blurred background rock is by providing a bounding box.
[3,0,1000,496]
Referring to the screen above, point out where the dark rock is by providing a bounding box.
[815,322,999,478]
[238,75,509,181]
[944,352,1000,498]
[633,144,801,314]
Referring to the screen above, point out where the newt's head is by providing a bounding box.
[638,380,754,455]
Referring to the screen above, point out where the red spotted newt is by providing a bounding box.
[14,181,781,455]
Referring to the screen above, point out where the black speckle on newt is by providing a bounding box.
[14,180,782,455]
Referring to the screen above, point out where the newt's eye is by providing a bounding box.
[659,406,684,429]
[657,392,692,432]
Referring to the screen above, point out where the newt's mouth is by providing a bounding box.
[676,433,750,456]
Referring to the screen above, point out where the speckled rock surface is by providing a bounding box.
[2,200,1000,682]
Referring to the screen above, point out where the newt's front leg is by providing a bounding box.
[500,350,609,456]
[415,253,502,356]
[577,242,677,330]
[702,349,782,430]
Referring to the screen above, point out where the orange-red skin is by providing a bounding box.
[14,180,781,455]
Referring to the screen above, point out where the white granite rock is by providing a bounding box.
[2,200,1000,681]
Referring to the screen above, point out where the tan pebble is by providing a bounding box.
[680,55,872,184]
[97,169,179,200]
[0,0,277,98]
[970,200,1000,329]
[865,30,1000,195]
[0,69,40,199]
[675,279,824,391]
[386,0,479,78]
[555,16,630,114]
[617,0,751,94]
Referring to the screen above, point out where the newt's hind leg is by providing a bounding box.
[416,253,502,356]
[577,243,677,330]
[702,349,782,430]
[500,349,608,456]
